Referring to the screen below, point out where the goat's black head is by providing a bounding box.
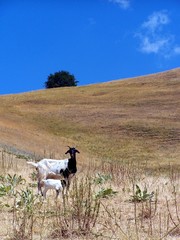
[65,146,80,158]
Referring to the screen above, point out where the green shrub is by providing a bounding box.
[96,187,118,199]
[130,184,154,202]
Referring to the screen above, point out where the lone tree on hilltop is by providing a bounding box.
[45,70,78,88]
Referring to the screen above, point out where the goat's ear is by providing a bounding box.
[76,149,80,154]
[65,150,69,154]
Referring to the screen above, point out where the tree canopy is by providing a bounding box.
[45,70,78,88]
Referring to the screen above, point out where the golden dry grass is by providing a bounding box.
[0,68,179,170]
[0,149,179,240]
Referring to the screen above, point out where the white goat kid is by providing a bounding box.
[40,179,66,199]
[27,147,80,195]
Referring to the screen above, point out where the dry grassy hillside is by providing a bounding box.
[0,68,180,169]
[0,68,180,240]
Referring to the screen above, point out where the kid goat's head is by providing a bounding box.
[65,146,80,158]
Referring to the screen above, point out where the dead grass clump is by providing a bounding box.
[49,177,101,239]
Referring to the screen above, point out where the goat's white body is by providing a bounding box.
[40,158,69,173]
[27,158,69,177]
[41,179,64,198]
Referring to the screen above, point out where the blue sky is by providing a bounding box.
[0,0,180,95]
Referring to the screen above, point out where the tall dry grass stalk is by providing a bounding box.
[49,177,100,239]
[0,150,16,171]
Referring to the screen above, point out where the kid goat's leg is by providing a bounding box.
[56,189,60,199]
[38,178,44,196]
[38,180,42,195]
[42,189,48,199]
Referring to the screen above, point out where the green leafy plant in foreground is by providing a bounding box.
[130,184,154,202]
[16,188,41,212]
[96,187,118,199]
[0,184,11,197]
[12,188,42,240]
[93,173,117,199]
[0,174,26,196]
[93,173,112,185]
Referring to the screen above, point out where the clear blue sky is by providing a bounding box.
[0,0,180,95]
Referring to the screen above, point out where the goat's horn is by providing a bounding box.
[67,146,71,148]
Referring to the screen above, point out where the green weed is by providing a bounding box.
[0,174,26,196]
[96,187,118,199]
[130,184,154,202]
[93,173,112,185]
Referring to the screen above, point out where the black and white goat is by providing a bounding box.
[27,147,80,195]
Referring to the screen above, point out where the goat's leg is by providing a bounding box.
[63,178,69,195]
[65,177,71,193]
[38,181,41,195]
[38,180,43,195]
[56,189,60,199]
[66,174,75,191]
[67,179,70,191]
[65,178,73,195]
[42,189,47,199]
